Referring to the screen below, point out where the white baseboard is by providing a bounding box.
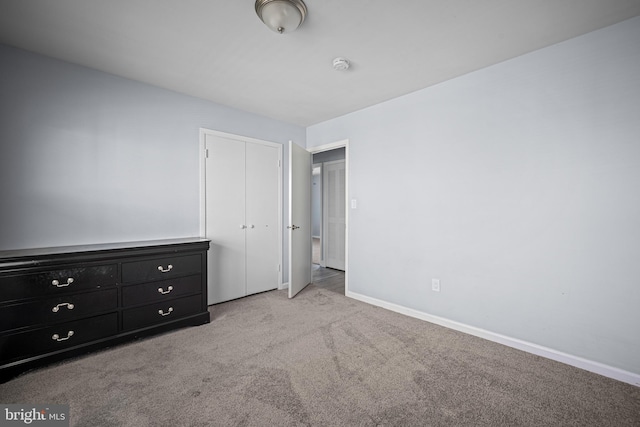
[346,290,640,387]
[279,282,289,290]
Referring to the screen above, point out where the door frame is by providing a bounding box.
[309,139,349,295]
[199,128,284,293]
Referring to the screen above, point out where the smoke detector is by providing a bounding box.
[332,57,350,71]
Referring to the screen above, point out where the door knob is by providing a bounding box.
[240,225,247,229]
[287,225,300,230]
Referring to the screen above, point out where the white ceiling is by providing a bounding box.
[1,1,640,127]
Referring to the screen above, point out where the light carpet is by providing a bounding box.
[1,285,639,426]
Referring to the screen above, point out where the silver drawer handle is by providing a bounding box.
[158,307,174,316]
[157,264,173,273]
[157,286,174,295]
[52,302,75,313]
[52,278,74,287]
[52,331,74,341]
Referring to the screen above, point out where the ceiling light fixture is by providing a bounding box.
[255,0,307,34]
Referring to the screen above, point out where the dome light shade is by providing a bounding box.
[255,0,307,34]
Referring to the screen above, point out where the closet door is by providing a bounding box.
[324,160,346,270]
[205,135,246,304]
[205,134,281,304]
[245,142,280,295]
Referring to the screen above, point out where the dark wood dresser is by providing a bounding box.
[0,238,210,382]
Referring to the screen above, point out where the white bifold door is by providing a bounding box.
[205,134,281,304]
[324,160,346,271]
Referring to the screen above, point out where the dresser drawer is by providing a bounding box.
[0,288,118,332]
[0,313,118,363]
[0,264,117,303]
[122,295,202,331]
[121,255,201,283]
[122,275,201,307]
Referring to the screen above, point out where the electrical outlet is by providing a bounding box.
[431,278,440,292]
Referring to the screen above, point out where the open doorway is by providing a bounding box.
[311,145,347,295]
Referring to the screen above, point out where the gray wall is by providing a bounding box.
[312,147,345,164]
[0,43,305,282]
[307,17,640,375]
